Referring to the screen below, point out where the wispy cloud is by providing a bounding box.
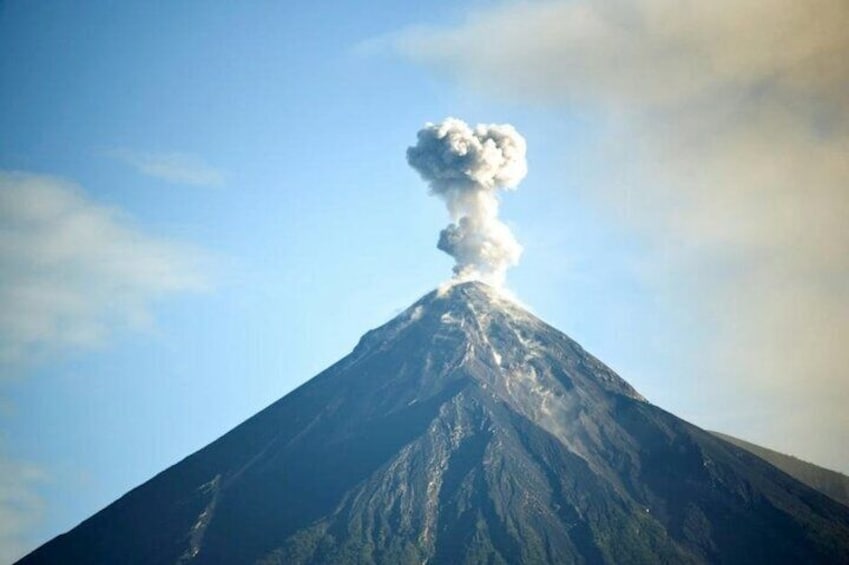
[0,171,208,368]
[0,452,45,564]
[390,0,849,470]
[105,148,224,187]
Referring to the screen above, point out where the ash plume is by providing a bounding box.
[407,118,527,286]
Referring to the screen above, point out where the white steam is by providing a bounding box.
[407,117,527,286]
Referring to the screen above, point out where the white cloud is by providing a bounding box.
[391,0,849,470]
[394,0,848,115]
[106,149,224,187]
[0,453,45,564]
[0,171,208,368]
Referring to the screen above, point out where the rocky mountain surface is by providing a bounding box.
[19,282,849,564]
[712,431,849,508]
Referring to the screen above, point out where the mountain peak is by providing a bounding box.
[349,282,644,431]
[434,279,503,301]
[415,280,515,318]
[19,283,849,564]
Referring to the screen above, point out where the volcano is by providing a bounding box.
[18,282,849,564]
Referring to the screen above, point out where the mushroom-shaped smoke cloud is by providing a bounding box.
[407,118,527,287]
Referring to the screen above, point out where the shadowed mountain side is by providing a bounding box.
[712,431,849,508]
[18,282,849,564]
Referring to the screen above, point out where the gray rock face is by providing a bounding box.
[18,282,849,564]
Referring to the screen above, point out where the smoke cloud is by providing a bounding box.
[407,118,527,286]
[391,0,849,471]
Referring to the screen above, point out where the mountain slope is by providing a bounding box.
[711,431,849,508]
[18,282,849,564]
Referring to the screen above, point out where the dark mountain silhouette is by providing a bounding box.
[711,431,849,508]
[18,282,849,564]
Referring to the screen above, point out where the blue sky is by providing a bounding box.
[2,1,848,561]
